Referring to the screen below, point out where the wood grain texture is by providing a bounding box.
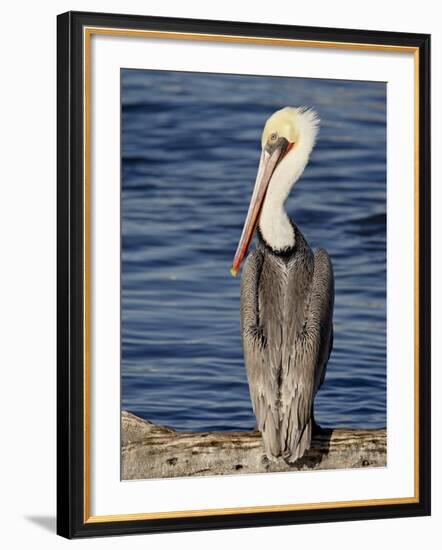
[122,411,386,480]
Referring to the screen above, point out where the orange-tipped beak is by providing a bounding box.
[230,144,288,276]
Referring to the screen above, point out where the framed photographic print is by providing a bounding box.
[57,10,431,538]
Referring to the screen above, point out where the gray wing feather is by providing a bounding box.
[240,251,282,458]
[279,248,334,461]
[240,247,334,462]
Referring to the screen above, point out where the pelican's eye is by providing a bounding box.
[270,132,278,142]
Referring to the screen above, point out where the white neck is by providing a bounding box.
[259,195,295,251]
[258,155,306,251]
[258,108,318,251]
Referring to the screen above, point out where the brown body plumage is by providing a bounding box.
[240,227,334,462]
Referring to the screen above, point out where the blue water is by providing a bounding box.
[121,69,386,431]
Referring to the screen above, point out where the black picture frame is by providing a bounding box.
[57,10,431,539]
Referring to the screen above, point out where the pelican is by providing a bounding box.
[231,107,334,463]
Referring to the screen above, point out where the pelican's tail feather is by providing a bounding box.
[283,419,312,464]
[261,416,282,462]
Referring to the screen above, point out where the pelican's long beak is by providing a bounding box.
[230,142,289,277]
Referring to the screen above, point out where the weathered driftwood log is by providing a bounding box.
[122,411,386,480]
